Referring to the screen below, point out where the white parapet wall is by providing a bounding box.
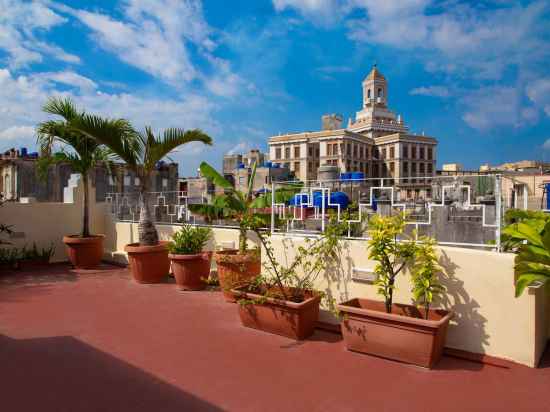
[103,215,550,368]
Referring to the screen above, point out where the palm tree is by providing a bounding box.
[36,98,133,237]
[73,120,213,246]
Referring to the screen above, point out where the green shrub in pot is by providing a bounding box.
[168,225,213,291]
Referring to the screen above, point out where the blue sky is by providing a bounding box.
[1,0,549,175]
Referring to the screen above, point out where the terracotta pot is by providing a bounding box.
[214,250,261,302]
[232,286,321,340]
[63,235,104,269]
[169,252,211,290]
[338,298,453,368]
[125,241,170,284]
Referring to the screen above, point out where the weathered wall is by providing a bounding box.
[103,218,549,368]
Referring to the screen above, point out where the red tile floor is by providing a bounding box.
[1,263,549,412]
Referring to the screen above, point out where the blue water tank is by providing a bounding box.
[20,147,27,157]
[288,193,309,207]
[238,163,245,169]
[546,183,550,210]
[272,163,280,169]
[340,173,351,181]
[351,172,364,180]
[312,191,349,209]
[265,161,272,168]
[30,152,38,158]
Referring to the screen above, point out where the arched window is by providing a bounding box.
[378,88,383,98]
[367,89,371,99]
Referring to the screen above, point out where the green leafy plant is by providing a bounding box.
[190,162,298,254]
[502,218,550,297]
[168,225,212,255]
[36,98,131,237]
[411,237,445,319]
[0,247,19,267]
[500,209,550,251]
[368,213,418,314]
[19,242,55,262]
[243,214,346,305]
[73,119,212,246]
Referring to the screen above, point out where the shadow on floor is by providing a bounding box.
[0,334,222,412]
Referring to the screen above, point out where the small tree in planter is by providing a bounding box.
[232,214,346,339]
[168,225,212,290]
[76,120,213,283]
[37,97,133,268]
[190,161,298,301]
[338,213,453,368]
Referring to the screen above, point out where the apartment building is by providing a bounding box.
[268,65,437,185]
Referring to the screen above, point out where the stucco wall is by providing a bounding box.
[1,181,106,262]
[103,218,549,367]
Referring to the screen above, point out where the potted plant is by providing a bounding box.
[168,225,213,290]
[190,162,264,301]
[77,119,212,283]
[502,217,550,296]
[0,247,19,273]
[338,214,452,368]
[231,214,345,340]
[18,242,55,270]
[37,98,130,268]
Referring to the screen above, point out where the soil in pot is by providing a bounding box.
[214,250,260,302]
[63,235,104,269]
[232,286,321,340]
[125,241,170,284]
[169,252,211,290]
[338,298,453,368]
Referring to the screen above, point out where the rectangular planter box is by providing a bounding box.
[338,298,453,368]
[232,286,321,340]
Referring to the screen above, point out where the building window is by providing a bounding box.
[285,147,290,159]
[382,148,387,159]
[411,163,417,175]
[346,144,351,156]
[366,147,370,159]
[333,144,339,155]
[378,88,383,97]
[428,147,433,160]
[308,147,313,156]
[403,146,408,159]
[390,162,395,174]
[353,144,358,157]
[327,144,332,156]
[294,162,300,172]
[403,162,408,176]
[419,163,425,175]
[294,146,300,158]
[359,146,364,159]
[367,89,371,98]
[315,148,320,157]
[411,146,416,159]
[275,148,281,160]
[419,147,425,160]
[427,163,433,174]
[389,146,395,159]
[308,162,312,172]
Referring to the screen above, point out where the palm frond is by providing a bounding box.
[199,161,233,190]
[42,97,80,121]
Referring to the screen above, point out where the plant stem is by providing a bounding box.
[256,230,288,301]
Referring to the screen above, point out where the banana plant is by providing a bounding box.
[502,218,550,297]
[190,161,300,254]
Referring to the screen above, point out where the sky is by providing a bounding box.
[0,0,549,176]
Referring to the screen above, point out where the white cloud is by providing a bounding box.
[36,71,98,92]
[542,138,550,150]
[460,86,537,131]
[526,78,550,117]
[0,0,80,68]
[410,86,450,98]
[0,67,221,172]
[0,125,35,141]
[272,0,348,25]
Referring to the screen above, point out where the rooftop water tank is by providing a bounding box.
[340,173,351,182]
[351,172,364,180]
[238,162,245,169]
[20,147,27,157]
[265,161,273,168]
[312,191,349,210]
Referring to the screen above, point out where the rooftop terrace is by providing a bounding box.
[1,264,549,412]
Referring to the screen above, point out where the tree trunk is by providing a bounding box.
[386,274,395,314]
[82,173,90,237]
[138,187,158,246]
[238,226,247,254]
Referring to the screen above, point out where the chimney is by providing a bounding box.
[322,114,343,131]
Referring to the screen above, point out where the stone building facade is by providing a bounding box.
[268,66,437,187]
[0,148,178,202]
